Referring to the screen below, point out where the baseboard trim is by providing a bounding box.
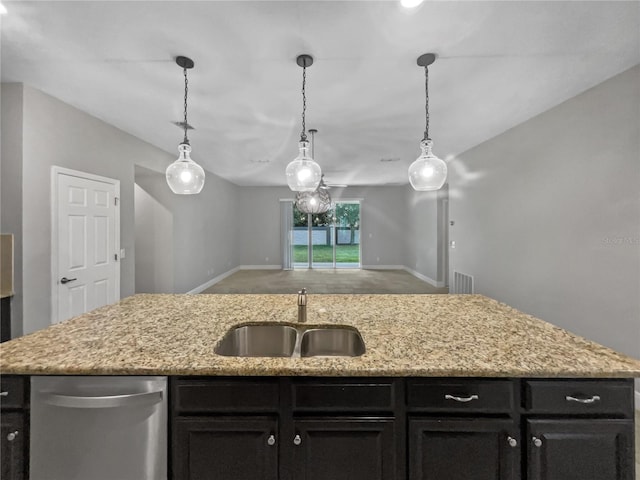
[239,265,282,270]
[403,267,445,288]
[361,265,406,270]
[635,390,640,410]
[186,266,241,294]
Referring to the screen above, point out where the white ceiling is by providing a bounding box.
[2,1,639,187]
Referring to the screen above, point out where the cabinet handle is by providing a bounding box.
[7,431,19,442]
[532,437,542,448]
[0,391,8,396]
[293,434,302,446]
[40,390,163,409]
[507,436,518,448]
[565,395,600,404]
[267,434,276,446]
[444,394,479,403]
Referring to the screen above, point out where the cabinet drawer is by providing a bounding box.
[407,379,514,413]
[173,377,279,413]
[524,379,634,415]
[292,378,397,412]
[0,376,25,409]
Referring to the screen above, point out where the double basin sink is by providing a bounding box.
[215,323,365,358]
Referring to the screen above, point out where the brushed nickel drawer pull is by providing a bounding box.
[507,436,518,448]
[565,395,601,404]
[267,434,276,446]
[7,431,19,442]
[532,437,542,448]
[0,391,8,396]
[444,394,479,403]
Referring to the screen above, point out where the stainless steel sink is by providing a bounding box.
[215,324,298,357]
[300,327,366,357]
[215,324,365,358]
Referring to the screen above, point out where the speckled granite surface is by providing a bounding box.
[1,294,639,377]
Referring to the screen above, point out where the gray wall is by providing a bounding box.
[134,180,174,294]
[1,84,200,334]
[1,84,24,337]
[405,188,439,282]
[236,185,410,268]
[449,65,640,359]
[134,165,241,293]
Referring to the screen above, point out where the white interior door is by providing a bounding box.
[53,168,120,324]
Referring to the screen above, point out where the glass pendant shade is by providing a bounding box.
[408,140,447,191]
[296,177,332,214]
[166,143,205,194]
[286,140,322,192]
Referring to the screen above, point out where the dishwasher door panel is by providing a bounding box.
[30,376,167,480]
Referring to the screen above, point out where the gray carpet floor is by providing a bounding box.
[202,269,448,294]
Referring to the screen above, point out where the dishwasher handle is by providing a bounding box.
[39,390,163,409]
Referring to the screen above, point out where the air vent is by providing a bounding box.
[452,272,474,294]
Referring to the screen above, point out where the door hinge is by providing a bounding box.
[114,197,119,206]
[114,253,118,261]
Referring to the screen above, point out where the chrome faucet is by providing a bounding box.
[297,288,307,323]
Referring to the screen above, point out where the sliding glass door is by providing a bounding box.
[293,201,360,269]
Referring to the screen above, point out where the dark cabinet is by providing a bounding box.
[173,416,278,480]
[291,417,397,480]
[409,417,519,480]
[170,377,636,480]
[1,412,24,480]
[526,419,634,480]
[524,379,635,480]
[0,375,28,480]
[171,377,401,480]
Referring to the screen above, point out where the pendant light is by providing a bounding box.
[296,129,332,214]
[408,53,447,191]
[285,54,322,192]
[166,56,205,195]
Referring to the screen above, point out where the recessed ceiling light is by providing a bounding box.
[0,3,8,14]
[400,0,424,9]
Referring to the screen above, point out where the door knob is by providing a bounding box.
[7,431,18,441]
[293,434,302,446]
[60,277,77,284]
[532,437,542,448]
[267,435,276,446]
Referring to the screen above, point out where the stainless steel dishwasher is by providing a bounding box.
[30,375,167,480]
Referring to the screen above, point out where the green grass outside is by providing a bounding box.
[294,244,360,263]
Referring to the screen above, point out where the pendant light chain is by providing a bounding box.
[183,67,190,145]
[423,65,430,142]
[300,64,307,142]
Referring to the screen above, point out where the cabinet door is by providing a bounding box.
[1,412,25,480]
[527,419,634,480]
[173,416,278,480]
[291,417,397,480]
[409,418,519,480]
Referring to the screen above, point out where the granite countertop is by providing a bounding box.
[1,293,639,377]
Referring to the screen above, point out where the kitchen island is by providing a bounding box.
[1,294,639,480]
